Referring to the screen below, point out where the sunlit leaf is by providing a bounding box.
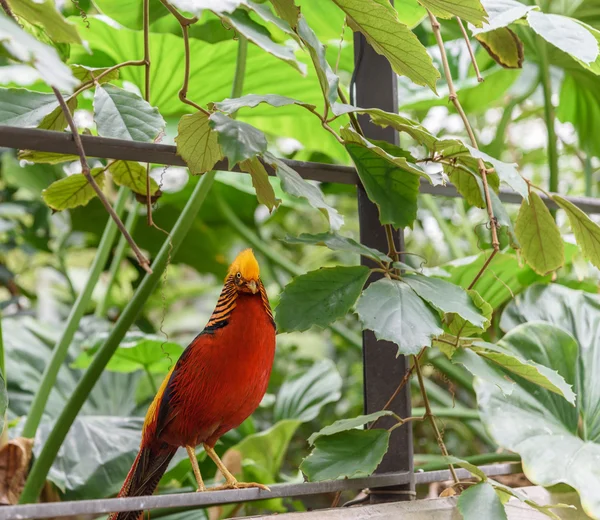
[93,0,167,30]
[416,0,488,27]
[175,111,223,175]
[38,97,77,131]
[109,161,159,196]
[42,170,105,211]
[476,28,524,69]
[269,0,300,28]
[473,0,535,34]
[239,156,280,211]
[0,88,58,127]
[10,0,81,43]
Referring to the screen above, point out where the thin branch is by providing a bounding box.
[143,0,153,226]
[337,86,364,136]
[0,0,18,22]
[414,352,460,485]
[384,223,400,263]
[428,11,499,254]
[467,249,498,290]
[70,60,146,99]
[52,87,152,274]
[456,18,482,83]
[159,0,197,25]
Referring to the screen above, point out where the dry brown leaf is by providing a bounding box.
[440,486,457,497]
[0,436,34,505]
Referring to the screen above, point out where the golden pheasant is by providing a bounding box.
[109,249,276,520]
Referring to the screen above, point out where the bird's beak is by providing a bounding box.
[247,280,258,294]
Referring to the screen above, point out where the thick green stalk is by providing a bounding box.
[19,172,216,504]
[416,452,521,472]
[21,187,129,440]
[216,194,362,350]
[421,195,463,259]
[96,203,140,317]
[231,36,248,102]
[538,37,559,196]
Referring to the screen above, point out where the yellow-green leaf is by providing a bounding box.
[11,0,82,43]
[38,97,77,131]
[332,0,439,91]
[42,169,105,210]
[175,111,223,175]
[239,156,281,212]
[18,150,79,164]
[270,0,301,28]
[109,160,159,195]
[476,28,524,69]
[554,195,600,269]
[515,193,564,275]
[416,0,487,28]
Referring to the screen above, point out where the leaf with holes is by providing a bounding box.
[10,0,81,43]
[239,156,280,211]
[356,278,443,355]
[213,94,315,114]
[308,411,395,445]
[458,482,508,520]
[554,195,600,269]
[275,266,370,332]
[285,232,392,263]
[93,84,165,142]
[403,274,487,328]
[515,193,564,275]
[210,112,268,166]
[265,153,343,230]
[109,161,159,196]
[416,0,488,27]
[42,170,105,211]
[332,0,439,91]
[300,429,390,481]
[175,111,223,175]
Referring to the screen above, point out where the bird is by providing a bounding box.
[108,249,276,520]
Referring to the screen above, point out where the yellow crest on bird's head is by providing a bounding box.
[228,248,260,280]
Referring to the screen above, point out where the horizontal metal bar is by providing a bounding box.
[2,126,598,213]
[0,464,518,520]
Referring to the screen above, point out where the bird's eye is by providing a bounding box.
[236,272,242,279]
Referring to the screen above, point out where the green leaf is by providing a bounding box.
[554,194,600,269]
[476,28,524,69]
[265,153,343,230]
[38,97,77,131]
[42,170,105,211]
[308,411,395,445]
[17,150,79,164]
[71,65,120,84]
[10,0,81,43]
[444,455,490,482]
[213,93,315,113]
[239,156,280,211]
[527,11,599,65]
[454,347,516,397]
[209,112,268,166]
[269,0,300,28]
[515,193,564,275]
[109,161,159,196]
[93,0,167,30]
[300,429,390,481]
[274,359,342,422]
[345,142,420,229]
[416,0,488,28]
[93,84,165,143]
[472,339,576,403]
[447,289,492,337]
[276,266,370,332]
[175,111,223,175]
[472,0,535,34]
[332,0,439,91]
[285,232,392,263]
[72,333,183,373]
[458,482,508,520]
[356,278,444,355]
[0,16,77,92]
[296,17,339,110]
[446,163,485,208]
[170,0,242,14]
[0,88,59,127]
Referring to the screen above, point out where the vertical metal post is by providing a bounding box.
[354,4,415,503]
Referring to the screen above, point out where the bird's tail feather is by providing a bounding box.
[108,441,177,520]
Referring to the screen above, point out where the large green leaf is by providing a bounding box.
[308,411,395,445]
[11,0,81,43]
[209,112,268,166]
[403,274,487,329]
[515,193,564,275]
[356,278,444,355]
[417,0,488,27]
[274,359,342,422]
[0,15,77,91]
[0,88,58,127]
[478,284,600,518]
[285,232,392,263]
[331,0,439,90]
[300,429,390,481]
[42,170,105,210]
[345,142,420,229]
[275,265,370,332]
[93,84,165,142]
[175,111,223,175]
[458,482,508,520]
[93,0,167,29]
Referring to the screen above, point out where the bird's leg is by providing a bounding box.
[203,444,270,491]
[185,445,206,492]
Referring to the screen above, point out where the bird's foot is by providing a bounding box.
[209,480,270,492]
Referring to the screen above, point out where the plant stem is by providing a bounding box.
[411,407,479,420]
[416,452,521,472]
[428,353,475,395]
[414,353,460,485]
[52,88,152,273]
[456,18,482,82]
[143,0,153,226]
[0,308,5,384]
[19,171,217,504]
[21,188,129,439]
[0,0,18,22]
[70,60,146,99]
[231,36,248,102]
[428,11,499,254]
[95,203,140,317]
[537,36,559,197]
[215,194,362,350]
